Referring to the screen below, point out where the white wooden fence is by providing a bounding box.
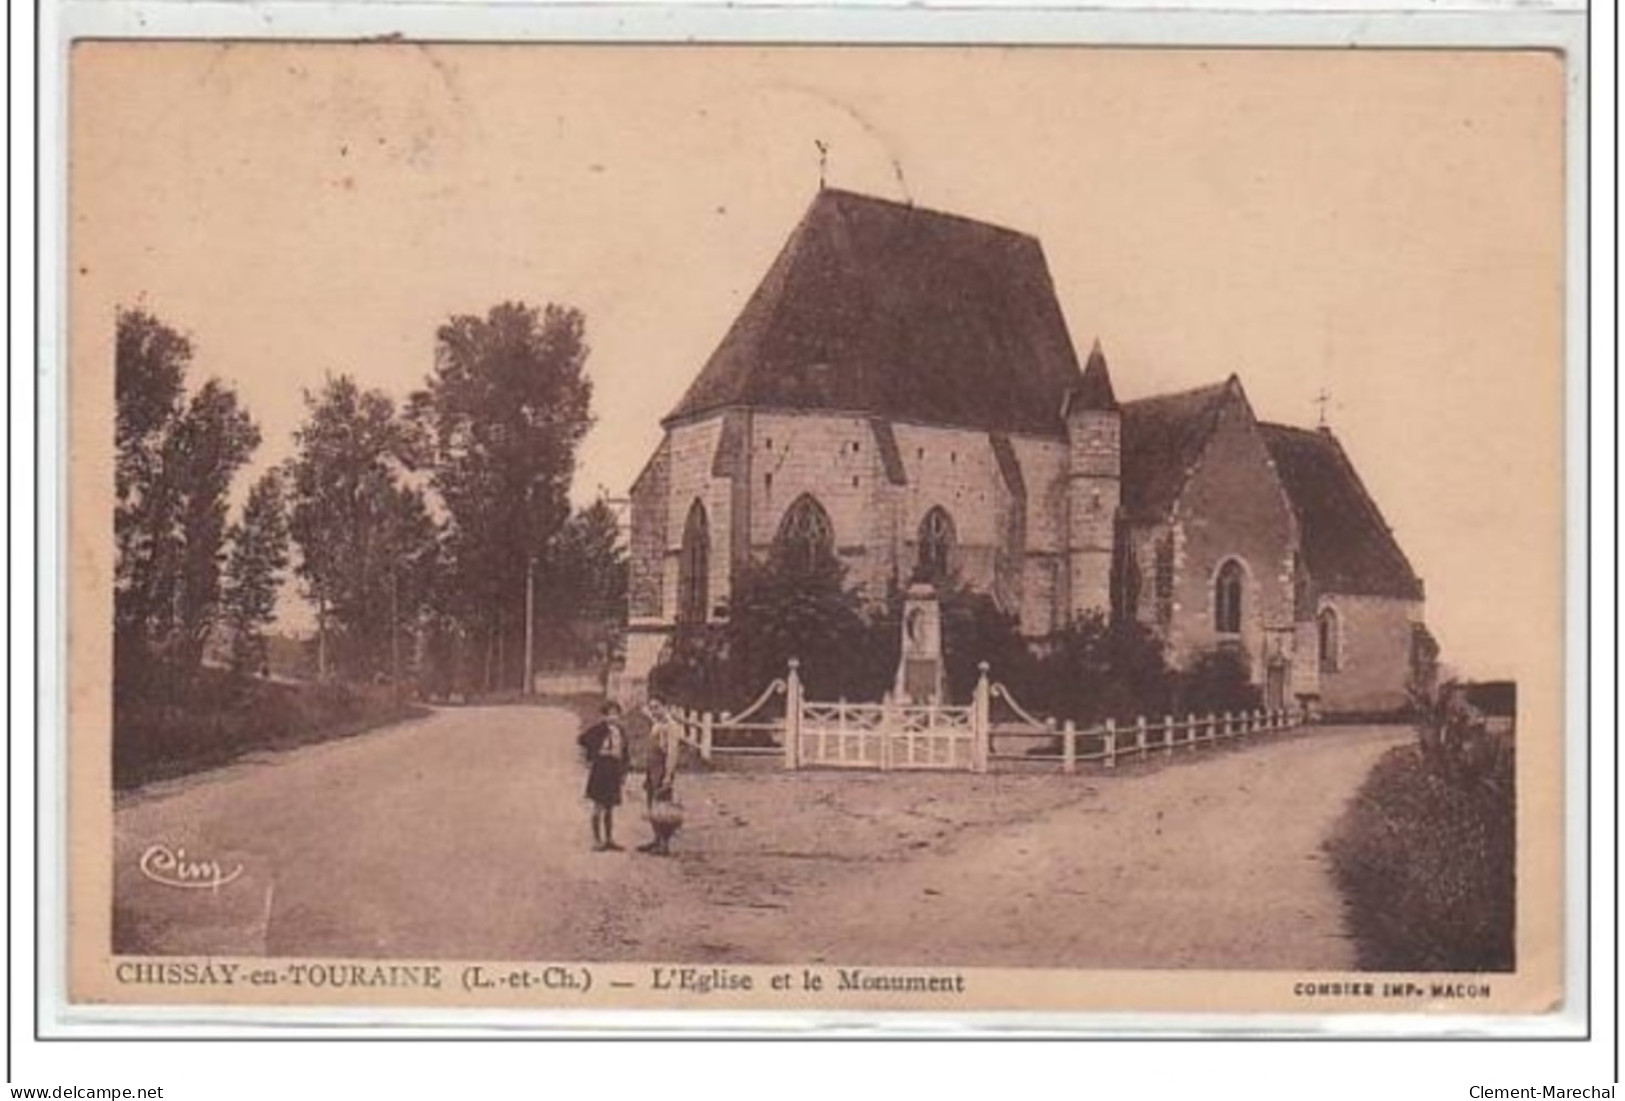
[986,705,1305,773]
[662,660,1304,773]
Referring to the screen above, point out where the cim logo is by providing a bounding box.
[137,844,243,892]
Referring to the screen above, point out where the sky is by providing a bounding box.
[70,43,1566,679]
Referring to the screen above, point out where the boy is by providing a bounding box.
[576,701,628,851]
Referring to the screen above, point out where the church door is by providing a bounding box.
[1265,662,1287,712]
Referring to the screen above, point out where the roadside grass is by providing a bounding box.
[114,670,428,791]
[1324,742,1514,972]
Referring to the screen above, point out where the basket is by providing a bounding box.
[648,800,685,831]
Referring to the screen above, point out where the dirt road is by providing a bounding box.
[114,706,1405,969]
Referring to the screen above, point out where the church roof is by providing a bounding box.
[1259,423,1425,601]
[665,188,1085,436]
[1119,379,1234,521]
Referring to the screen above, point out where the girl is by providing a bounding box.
[639,701,683,856]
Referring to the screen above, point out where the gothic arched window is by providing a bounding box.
[916,507,956,583]
[1318,606,1341,673]
[1214,559,1245,635]
[775,494,834,573]
[677,500,709,624]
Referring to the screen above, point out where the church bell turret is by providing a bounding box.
[1063,339,1121,621]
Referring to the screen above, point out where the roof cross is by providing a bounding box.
[814,140,829,190]
[1314,387,1333,428]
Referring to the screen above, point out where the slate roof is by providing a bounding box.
[1259,423,1425,601]
[1118,379,1234,522]
[666,189,1085,437]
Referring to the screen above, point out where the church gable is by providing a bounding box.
[665,188,1085,437]
[1139,378,1300,663]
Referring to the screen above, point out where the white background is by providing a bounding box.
[9,1,1615,1097]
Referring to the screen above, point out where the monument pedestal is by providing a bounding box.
[893,583,945,705]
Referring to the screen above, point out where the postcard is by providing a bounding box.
[65,39,1570,1020]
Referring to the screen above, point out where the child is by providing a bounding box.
[576,701,628,852]
[638,701,683,856]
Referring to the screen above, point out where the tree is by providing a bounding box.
[114,308,191,676]
[222,469,290,674]
[288,375,437,681]
[532,499,629,670]
[649,544,895,711]
[114,308,188,561]
[411,301,594,691]
[167,380,261,671]
[112,308,259,691]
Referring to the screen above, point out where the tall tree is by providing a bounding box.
[114,308,190,661]
[412,301,593,690]
[222,469,291,674]
[112,308,259,689]
[167,379,261,670]
[288,374,436,680]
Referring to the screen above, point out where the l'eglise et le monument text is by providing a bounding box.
[623,189,1431,714]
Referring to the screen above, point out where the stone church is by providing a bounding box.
[625,188,1429,714]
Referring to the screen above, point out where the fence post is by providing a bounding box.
[784,658,802,770]
[1104,719,1117,769]
[701,711,714,763]
[972,662,991,774]
[1135,716,1148,760]
[1062,720,1076,774]
[1186,713,1197,752]
[1163,715,1175,759]
[1223,710,1233,740]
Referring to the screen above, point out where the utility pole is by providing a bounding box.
[524,553,536,697]
[390,566,401,697]
[524,477,540,697]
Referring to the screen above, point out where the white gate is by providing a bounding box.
[782,658,990,773]
[797,701,976,771]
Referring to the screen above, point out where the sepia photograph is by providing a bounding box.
[66,40,1567,1016]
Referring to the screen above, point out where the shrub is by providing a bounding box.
[1324,742,1514,971]
[938,583,1034,705]
[1177,645,1263,717]
[647,548,897,712]
[647,626,739,713]
[1032,612,1176,726]
[113,668,425,789]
